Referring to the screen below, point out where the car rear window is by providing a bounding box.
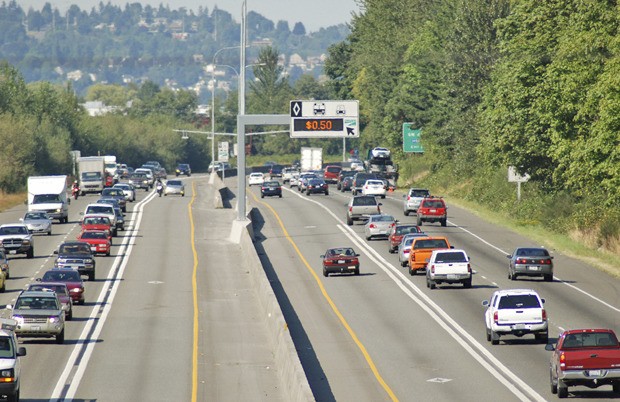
[422,200,445,208]
[409,189,430,198]
[326,166,341,173]
[396,226,421,235]
[352,197,378,206]
[516,248,550,257]
[413,239,448,249]
[434,252,467,263]
[498,295,541,309]
[563,332,619,348]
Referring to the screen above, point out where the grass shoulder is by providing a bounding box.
[0,192,26,213]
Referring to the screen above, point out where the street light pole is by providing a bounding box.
[237,0,247,221]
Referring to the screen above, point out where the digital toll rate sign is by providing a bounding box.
[290,100,359,138]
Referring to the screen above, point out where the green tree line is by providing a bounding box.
[325,0,619,252]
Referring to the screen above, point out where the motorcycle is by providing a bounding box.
[156,182,163,197]
[72,185,80,200]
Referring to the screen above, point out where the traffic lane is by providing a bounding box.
[348,191,620,395]
[254,187,522,401]
[381,191,620,319]
[0,190,143,399]
[71,185,194,401]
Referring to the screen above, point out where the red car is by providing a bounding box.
[388,224,423,253]
[321,247,360,277]
[323,165,342,184]
[77,230,111,256]
[40,269,85,305]
[416,196,448,227]
[81,215,113,243]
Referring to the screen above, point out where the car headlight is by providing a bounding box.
[12,315,23,324]
[49,316,60,323]
[85,259,93,264]
[23,240,31,245]
[56,208,62,213]
[70,288,83,293]
[0,369,15,381]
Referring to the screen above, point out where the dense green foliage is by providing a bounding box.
[329,0,619,251]
[0,1,349,95]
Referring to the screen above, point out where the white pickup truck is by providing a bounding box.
[426,249,472,289]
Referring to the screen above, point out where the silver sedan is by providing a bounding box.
[364,214,397,240]
[164,179,185,197]
[20,211,52,235]
[398,233,428,267]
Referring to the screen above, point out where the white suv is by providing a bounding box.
[403,188,430,216]
[482,289,548,345]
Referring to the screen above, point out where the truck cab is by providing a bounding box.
[0,319,26,402]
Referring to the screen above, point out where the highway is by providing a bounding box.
[1,174,619,401]
[247,180,620,401]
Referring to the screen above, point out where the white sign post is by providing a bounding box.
[290,100,359,138]
[508,166,530,202]
[218,142,229,180]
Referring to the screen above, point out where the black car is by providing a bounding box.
[337,170,356,190]
[101,188,127,212]
[261,181,282,198]
[306,178,329,195]
[340,176,353,192]
[54,241,96,281]
[176,163,191,177]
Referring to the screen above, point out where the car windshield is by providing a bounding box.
[32,194,61,203]
[82,172,102,180]
[498,295,541,309]
[24,212,49,220]
[29,284,68,296]
[59,244,91,254]
[15,296,58,310]
[102,189,123,197]
[0,337,14,358]
[167,180,182,186]
[0,226,28,235]
[43,270,81,282]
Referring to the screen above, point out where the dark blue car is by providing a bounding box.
[261,181,282,198]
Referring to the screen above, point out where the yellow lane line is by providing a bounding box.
[189,181,199,402]
[250,191,398,402]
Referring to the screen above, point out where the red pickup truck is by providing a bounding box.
[546,328,620,398]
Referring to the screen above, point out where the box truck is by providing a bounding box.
[27,175,69,223]
[301,147,323,171]
[78,156,106,194]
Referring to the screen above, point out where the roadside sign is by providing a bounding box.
[218,142,229,162]
[403,123,423,153]
[508,166,530,183]
[290,100,359,138]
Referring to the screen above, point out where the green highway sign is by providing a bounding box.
[403,123,423,153]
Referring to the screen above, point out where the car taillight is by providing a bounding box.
[364,185,368,189]
[542,309,547,321]
[559,352,566,370]
[543,259,552,264]
[377,206,381,213]
[467,264,472,273]
[430,264,435,273]
[516,258,528,264]
[369,224,376,228]
[349,207,353,212]
[493,311,498,324]
[404,248,410,253]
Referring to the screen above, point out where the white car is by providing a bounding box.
[248,172,265,186]
[349,159,365,171]
[289,172,301,188]
[113,183,136,202]
[370,147,391,159]
[361,179,387,198]
[482,289,548,345]
[397,233,428,267]
[403,188,430,216]
[363,214,396,240]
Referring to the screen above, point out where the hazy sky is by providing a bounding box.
[15,0,360,32]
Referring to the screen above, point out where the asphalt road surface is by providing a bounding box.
[247,179,620,402]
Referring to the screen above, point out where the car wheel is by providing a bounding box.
[613,382,620,393]
[409,267,415,276]
[354,267,360,275]
[416,216,422,226]
[0,282,5,293]
[325,191,329,195]
[491,330,500,345]
[89,271,95,281]
[106,250,111,256]
[486,327,491,342]
[4,271,8,280]
[279,194,282,198]
[78,299,85,305]
[67,309,73,321]
[508,270,514,280]
[427,277,436,289]
[56,329,65,344]
[48,229,52,236]
[404,210,409,216]
[366,235,371,240]
[557,381,568,398]
[347,217,353,226]
[535,331,548,343]
[441,219,447,227]
[381,195,385,199]
[544,274,553,282]
[323,267,328,277]
[261,194,264,198]
[26,247,34,259]
[463,279,472,288]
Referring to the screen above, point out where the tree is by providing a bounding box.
[292,22,306,36]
